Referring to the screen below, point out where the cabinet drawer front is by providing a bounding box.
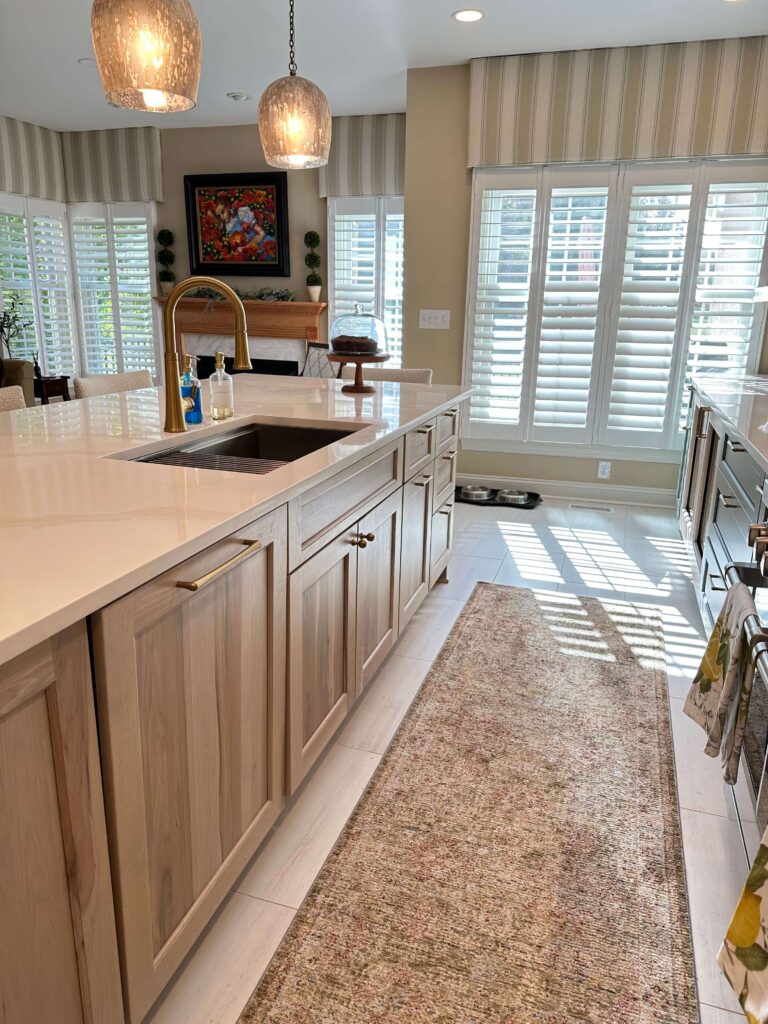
[430,499,454,588]
[289,441,403,570]
[92,506,288,1023]
[713,466,752,565]
[723,433,762,517]
[435,405,462,455]
[404,420,436,479]
[433,445,458,511]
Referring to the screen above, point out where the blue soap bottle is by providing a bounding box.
[180,354,203,424]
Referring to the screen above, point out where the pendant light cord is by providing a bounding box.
[288,0,297,76]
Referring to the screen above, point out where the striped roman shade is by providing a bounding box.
[319,114,405,197]
[62,127,164,202]
[0,116,66,201]
[468,36,768,167]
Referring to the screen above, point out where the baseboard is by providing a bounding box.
[456,472,676,509]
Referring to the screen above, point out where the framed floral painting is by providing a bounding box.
[183,172,290,277]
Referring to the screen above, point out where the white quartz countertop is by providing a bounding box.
[0,375,470,666]
[693,372,768,472]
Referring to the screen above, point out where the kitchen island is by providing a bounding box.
[0,374,469,1024]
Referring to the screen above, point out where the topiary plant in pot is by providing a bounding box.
[304,230,322,302]
[157,229,176,296]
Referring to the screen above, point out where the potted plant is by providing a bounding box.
[157,229,176,296]
[0,295,35,383]
[304,230,322,302]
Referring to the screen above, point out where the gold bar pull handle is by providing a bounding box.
[176,539,263,592]
[416,425,434,436]
[413,475,433,487]
[442,451,458,462]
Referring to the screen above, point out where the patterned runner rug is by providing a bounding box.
[239,584,698,1023]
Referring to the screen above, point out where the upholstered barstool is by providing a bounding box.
[0,386,27,412]
[340,367,433,385]
[73,370,153,399]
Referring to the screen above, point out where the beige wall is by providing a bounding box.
[157,126,327,300]
[402,65,681,494]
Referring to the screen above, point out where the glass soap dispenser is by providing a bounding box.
[180,353,203,425]
[209,351,234,421]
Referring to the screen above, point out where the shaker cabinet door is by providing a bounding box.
[92,506,288,1024]
[0,623,123,1024]
[399,471,434,631]
[287,529,358,794]
[356,489,402,691]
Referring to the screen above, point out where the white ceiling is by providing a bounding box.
[1,0,766,131]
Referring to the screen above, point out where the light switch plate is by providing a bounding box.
[419,309,451,330]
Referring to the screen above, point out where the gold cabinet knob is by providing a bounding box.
[362,533,375,542]
[351,536,368,548]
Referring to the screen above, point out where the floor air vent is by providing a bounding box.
[570,502,615,514]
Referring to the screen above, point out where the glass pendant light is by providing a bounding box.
[91,0,202,112]
[258,0,331,170]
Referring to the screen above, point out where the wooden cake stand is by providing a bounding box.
[327,351,390,394]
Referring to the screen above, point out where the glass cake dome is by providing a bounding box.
[330,304,387,355]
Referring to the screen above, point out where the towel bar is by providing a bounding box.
[724,563,768,672]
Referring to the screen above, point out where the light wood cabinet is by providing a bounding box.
[399,471,434,631]
[288,440,403,570]
[435,405,462,455]
[356,489,402,690]
[91,507,288,1024]
[430,498,455,587]
[287,528,358,793]
[0,623,123,1024]
[403,420,436,479]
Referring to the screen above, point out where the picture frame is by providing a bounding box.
[184,172,291,278]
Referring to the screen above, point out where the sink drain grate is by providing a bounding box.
[146,451,290,475]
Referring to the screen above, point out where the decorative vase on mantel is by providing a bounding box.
[307,284,322,303]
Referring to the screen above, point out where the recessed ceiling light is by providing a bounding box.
[77,57,97,68]
[226,91,252,102]
[452,8,484,21]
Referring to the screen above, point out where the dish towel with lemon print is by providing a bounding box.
[683,581,757,784]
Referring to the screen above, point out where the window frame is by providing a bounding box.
[327,195,405,368]
[462,158,768,459]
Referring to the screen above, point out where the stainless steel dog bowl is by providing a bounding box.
[460,484,492,501]
[496,489,530,506]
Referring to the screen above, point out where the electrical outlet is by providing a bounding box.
[597,461,611,480]
[419,309,451,330]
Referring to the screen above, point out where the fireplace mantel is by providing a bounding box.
[155,297,328,342]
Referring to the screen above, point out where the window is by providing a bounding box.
[0,195,156,381]
[0,194,77,376]
[70,203,157,377]
[328,197,404,367]
[464,162,768,454]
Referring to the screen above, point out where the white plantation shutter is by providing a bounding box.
[533,184,609,440]
[683,182,768,409]
[328,196,404,368]
[0,194,77,376]
[71,203,156,377]
[604,183,693,444]
[464,161,768,454]
[112,215,155,373]
[383,207,405,368]
[71,214,117,374]
[0,200,38,364]
[30,207,77,376]
[467,187,537,433]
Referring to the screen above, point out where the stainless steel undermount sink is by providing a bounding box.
[138,422,356,475]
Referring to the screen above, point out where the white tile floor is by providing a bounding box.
[145,496,750,1024]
